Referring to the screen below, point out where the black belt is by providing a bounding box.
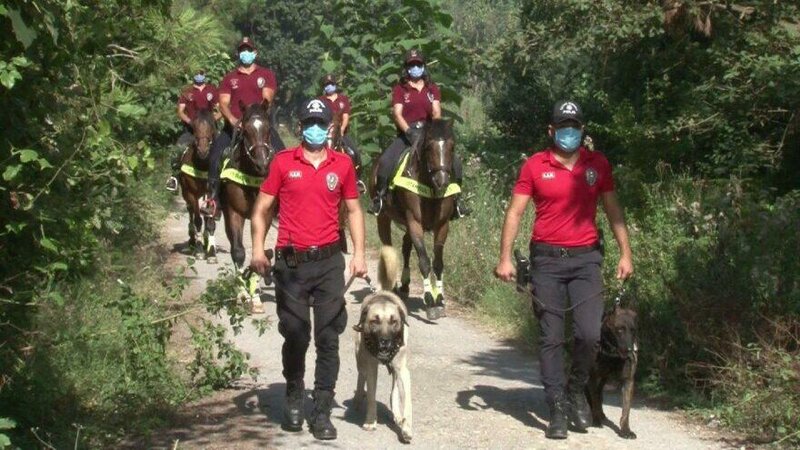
[275,241,341,265]
[531,242,601,258]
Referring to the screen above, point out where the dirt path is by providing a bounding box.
[144,202,731,449]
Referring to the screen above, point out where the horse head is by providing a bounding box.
[417,119,455,195]
[239,100,272,176]
[191,108,216,160]
[326,109,344,150]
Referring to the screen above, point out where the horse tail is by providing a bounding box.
[378,245,400,291]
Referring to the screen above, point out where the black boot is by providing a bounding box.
[309,389,337,440]
[546,393,569,439]
[368,175,387,216]
[282,379,304,432]
[568,383,591,432]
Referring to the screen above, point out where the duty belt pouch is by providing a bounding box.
[283,246,298,268]
[513,249,531,294]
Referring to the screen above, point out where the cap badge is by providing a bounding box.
[560,102,578,115]
[308,99,325,113]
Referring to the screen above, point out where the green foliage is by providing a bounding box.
[704,320,800,446]
[315,0,467,155]
[0,0,241,446]
[493,0,800,189]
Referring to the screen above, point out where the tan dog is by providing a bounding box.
[353,245,412,443]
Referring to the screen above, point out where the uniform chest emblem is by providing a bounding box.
[288,170,302,179]
[257,77,265,88]
[542,171,556,180]
[231,79,239,89]
[339,101,344,109]
[427,92,435,102]
[206,92,213,101]
[585,167,598,186]
[403,92,411,103]
[326,173,339,191]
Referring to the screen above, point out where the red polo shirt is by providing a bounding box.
[178,84,218,120]
[218,65,277,120]
[513,147,615,247]
[391,81,440,124]
[260,146,359,250]
[320,94,352,115]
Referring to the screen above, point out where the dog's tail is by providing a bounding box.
[378,245,400,291]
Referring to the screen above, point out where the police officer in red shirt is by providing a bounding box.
[494,100,634,440]
[166,70,220,192]
[250,99,367,441]
[203,37,285,215]
[368,49,469,217]
[318,74,363,181]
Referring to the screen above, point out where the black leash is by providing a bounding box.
[513,249,629,314]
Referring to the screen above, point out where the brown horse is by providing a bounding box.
[369,119,457,320]
[178,108,218,262]
[220,101,274,274]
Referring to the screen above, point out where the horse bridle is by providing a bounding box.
[241,114,273,162]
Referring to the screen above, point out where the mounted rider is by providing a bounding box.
[318,74,364,188]
[202,37,285,216]
[367,49,469,218]
[166,70,220,192]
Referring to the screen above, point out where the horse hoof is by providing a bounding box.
[206,256,217,264]
[425,307,440,321]
[250,303,265,315]
[398,285,410,298]
[436,306,446,318]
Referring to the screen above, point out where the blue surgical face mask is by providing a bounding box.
[193,74,206,84]
[239,50,256,65]
[323,83,337,95]
[407,65,425,79]
[554,127,583,153]
[302,123,328,148]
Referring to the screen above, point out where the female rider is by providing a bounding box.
[368,49,468,218]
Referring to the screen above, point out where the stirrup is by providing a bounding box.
[356,179,367,195]
[165,176,178,192]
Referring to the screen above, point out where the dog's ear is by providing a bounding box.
[399,303,409,327]
[353,307,368,333]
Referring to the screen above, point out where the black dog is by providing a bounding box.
[586,303,638,439]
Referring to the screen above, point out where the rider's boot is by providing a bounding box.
[367,174,387,216]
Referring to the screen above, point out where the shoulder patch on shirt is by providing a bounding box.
[231,79,239,89]
[326,172,339,191]
[288,170,302,179]
[542,171,556,180]
[427,92,435,102]
[585,167,598,186]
